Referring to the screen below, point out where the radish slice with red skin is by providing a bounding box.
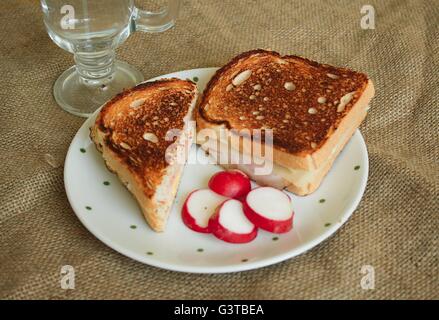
[209,199,258,243]
[243,187,294,233]
[182,189,228,233]
[208,170,251,199]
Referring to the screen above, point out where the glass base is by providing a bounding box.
[53,61,144,117]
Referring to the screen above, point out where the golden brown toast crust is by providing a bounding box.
[93,78,197,198]
[197,49,370,156]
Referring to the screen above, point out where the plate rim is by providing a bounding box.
[64,67,369,274]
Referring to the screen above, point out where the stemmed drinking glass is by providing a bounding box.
[40,0,181,117]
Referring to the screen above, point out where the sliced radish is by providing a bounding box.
[182,189,228,233]
[208,199,258,243]
[243,187,293,233]
[208,170,251,199]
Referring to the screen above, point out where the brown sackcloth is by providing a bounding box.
[0,0,437,300]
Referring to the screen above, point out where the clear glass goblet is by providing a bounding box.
[40,0,181,117]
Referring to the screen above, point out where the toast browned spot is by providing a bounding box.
[91,79,198,231]
[196,49,374,195]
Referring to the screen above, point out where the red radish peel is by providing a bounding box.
[243,187,293,233]
[209,199,258,243]
[182,189,228,233]
[208,170,251,199]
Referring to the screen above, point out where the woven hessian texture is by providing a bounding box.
[0,0,437,299]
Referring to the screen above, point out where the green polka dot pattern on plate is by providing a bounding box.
[146,252,153,256]
[354,165,361,170]
[319,199,326,203]
[85,206,92,210]
[130,225,137,229]
[325,223,331,227]
[80,148,86,153]
[272,236,279,241]
[197,248,204,252]
[103,181,110,186]
[193,76,199,82]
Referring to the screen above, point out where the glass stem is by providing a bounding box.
[74,49,116,86]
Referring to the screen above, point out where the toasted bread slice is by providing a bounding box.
[91,79,198,232]
[196,49,374,195]
[197,49,374,171]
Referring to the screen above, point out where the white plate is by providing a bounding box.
[64,68,369,273]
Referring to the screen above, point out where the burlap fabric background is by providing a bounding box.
[0,0,437,300]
